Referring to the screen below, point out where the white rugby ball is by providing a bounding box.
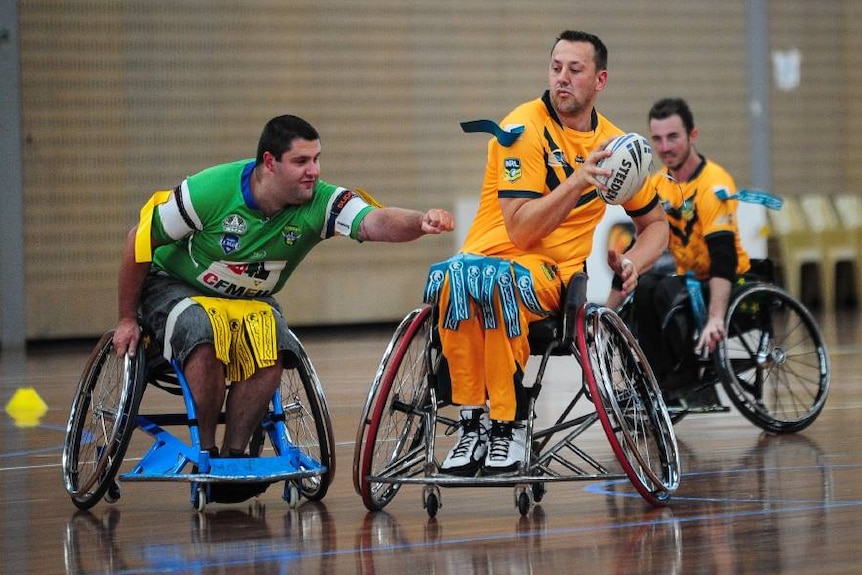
[596,133,653,205]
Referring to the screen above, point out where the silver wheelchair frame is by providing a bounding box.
[353,273,681,517]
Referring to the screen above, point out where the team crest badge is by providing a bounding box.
[281,225,302,246]
[223,214,247,235]
[504,158,522,183]
[547,148,568,168]
[681,197,695,221]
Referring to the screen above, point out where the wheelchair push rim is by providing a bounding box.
[271,329,336,502]
[578,304,681,506]
[62,331,145,510]
[355,306,433,511]
[716,282,830,433]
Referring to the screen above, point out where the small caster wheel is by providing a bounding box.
[103,480,121,504]
[191,483,207,512]
[422,485,441,518]
[514,484,533,516]
[284,482,300,508]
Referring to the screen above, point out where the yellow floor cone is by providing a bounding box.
[4,387,49,428]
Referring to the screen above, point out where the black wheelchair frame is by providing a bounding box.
[619,260,831,433]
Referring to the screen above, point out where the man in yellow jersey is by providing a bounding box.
[613,97,751,403]
[425,31,668,476]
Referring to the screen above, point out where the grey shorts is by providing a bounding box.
[140,271,292,364]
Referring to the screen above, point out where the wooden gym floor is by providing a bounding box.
[2,309,861,575]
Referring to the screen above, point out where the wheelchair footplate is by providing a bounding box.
[119,415,326,485]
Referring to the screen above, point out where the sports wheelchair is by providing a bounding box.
[352,273,681,517]
[618,259,830,433]
[62,324,334,511]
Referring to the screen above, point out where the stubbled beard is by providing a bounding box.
[551,92,584,117]
[668,146,693,173]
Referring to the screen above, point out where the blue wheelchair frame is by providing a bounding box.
[121,358,326,507]
[62,328,333,511]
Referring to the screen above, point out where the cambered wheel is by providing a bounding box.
[716,283,830,433]
[274,330,335,501]
[63,331,145,510]
[578,305,681,506]
[354,306,434,511]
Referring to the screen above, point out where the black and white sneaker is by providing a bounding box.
[440,407,490,476]
[482,420,526,475]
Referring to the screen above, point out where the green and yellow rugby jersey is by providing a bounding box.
[149,159,374,298]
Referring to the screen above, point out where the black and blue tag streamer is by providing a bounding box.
[460,119,524,147]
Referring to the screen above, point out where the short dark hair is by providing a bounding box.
[553,30,608,71]
[648,98,695,134]
[256,115,320,164]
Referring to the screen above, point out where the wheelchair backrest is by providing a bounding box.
[562,272,588,342]
[746,258,775,284]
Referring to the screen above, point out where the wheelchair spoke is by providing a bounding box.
[275,342,335,501]
[64,331,146,509]
[367,443,427,481]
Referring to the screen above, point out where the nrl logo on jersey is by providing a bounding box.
[223,214,247,235]
[282,225,302,245]
[503,158,522,183]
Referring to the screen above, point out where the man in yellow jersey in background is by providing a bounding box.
[611,97,751,406]
[425,31,668,476]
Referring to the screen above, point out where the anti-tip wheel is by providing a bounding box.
[515,485,534,516]
[423,485,441,518]
[285,482,301,508]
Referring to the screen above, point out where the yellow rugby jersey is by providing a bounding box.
[650,156,750,280]
[461,91,658,282]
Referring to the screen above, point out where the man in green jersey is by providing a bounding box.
[113,114,454,460]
